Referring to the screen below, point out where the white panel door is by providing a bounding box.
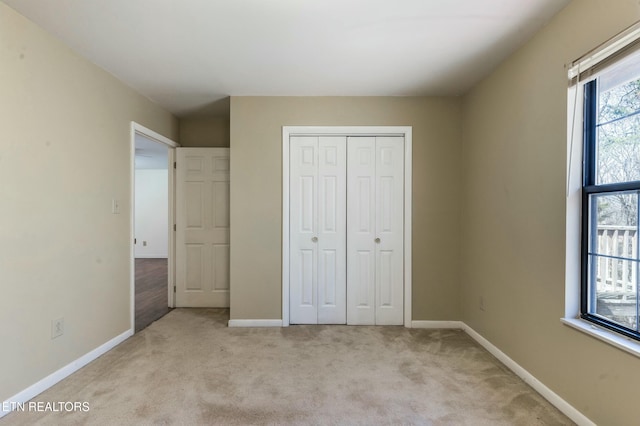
[175,148,230,307]
[346,137,377,325]
[317,137,347,324]
[290,137,318,324]
[290,136,346,324]
[347,137,404,325]
[374,137,404,325]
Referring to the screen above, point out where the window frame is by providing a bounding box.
[580,75,640,341]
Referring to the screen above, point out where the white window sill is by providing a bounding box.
[561,318,640,358]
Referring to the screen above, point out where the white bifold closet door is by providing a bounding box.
[347,136,404,325]
[290,136,347,324]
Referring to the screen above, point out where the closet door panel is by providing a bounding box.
[317,137,346,324]
[290,137,319,324]
[347,137,376,325]
[375,137,404,325]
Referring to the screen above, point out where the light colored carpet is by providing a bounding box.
[2,309,573,425]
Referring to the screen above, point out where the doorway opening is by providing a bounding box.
[130,122,179,332]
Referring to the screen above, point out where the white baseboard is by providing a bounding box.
[462,324,595,426]
[134,255,168,259]
[412,320,465,329]
[228,319,283,327]
[0,329,133,419]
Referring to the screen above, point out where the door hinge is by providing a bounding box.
[174,161,176,169]
[174,224,176,231]
[134,238,137,244]
[173,286,176,293]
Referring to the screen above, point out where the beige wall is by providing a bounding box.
[229,97,462,320]
[461,0,640,424]
[179,116,229,147]
[0,3,177,402]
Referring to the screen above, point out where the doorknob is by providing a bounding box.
[375,238,381,243]
[312,237,318,242]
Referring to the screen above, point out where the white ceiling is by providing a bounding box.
[135,134,168,170]
[3,0,570,117]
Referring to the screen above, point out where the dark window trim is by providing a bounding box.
[580,79,640,342]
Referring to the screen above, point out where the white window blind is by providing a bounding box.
[568,21,640,85]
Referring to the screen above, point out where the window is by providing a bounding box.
[581,51,640,341]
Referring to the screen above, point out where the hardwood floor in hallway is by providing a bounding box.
[135,258,170,332]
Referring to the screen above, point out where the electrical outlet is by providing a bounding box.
[479,296,485,312]
[51,317,64,339]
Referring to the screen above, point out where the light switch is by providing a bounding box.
[112,199,120,214]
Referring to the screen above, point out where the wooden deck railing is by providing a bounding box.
[595,225,637,292]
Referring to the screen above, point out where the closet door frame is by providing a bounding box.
[282,126,412,327]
